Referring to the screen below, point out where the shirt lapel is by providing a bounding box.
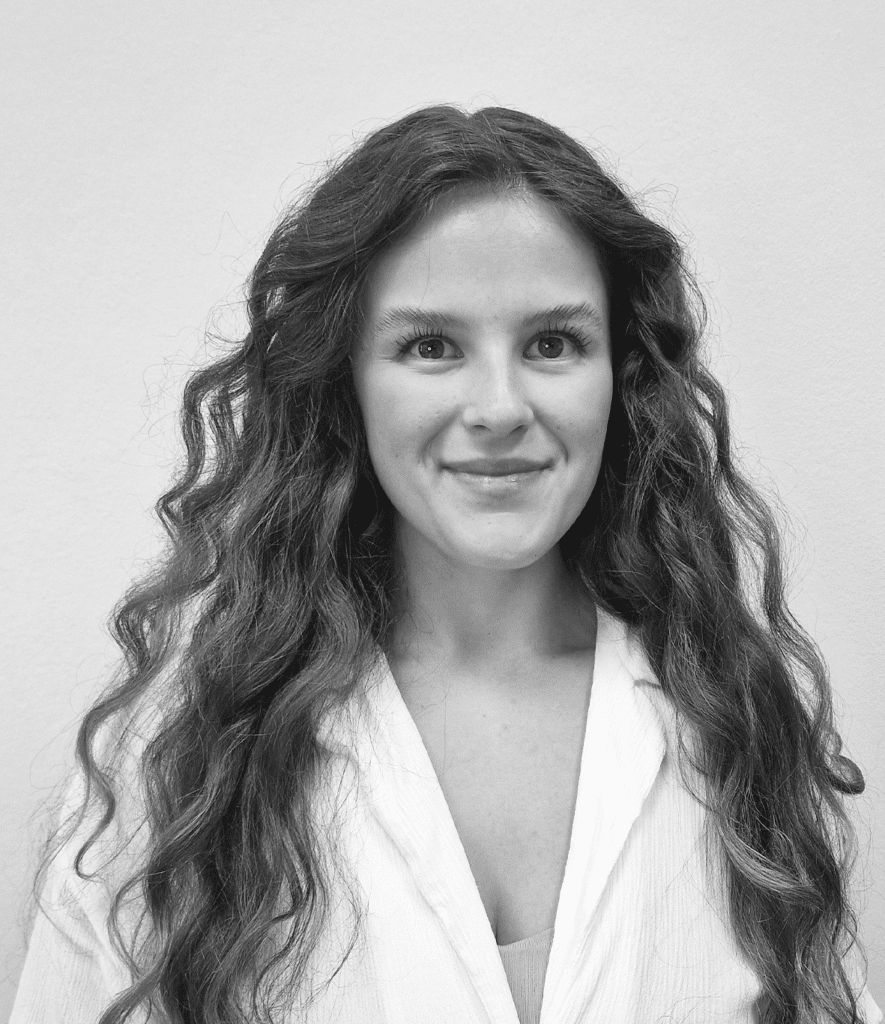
[351,655,520,1023]
[541,609,667,1023]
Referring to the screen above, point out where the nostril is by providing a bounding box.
[462,394,534,432]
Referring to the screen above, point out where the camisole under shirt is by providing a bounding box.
[496,926,555,1024]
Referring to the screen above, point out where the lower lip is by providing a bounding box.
[443,468,549,494]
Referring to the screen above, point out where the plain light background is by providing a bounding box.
[2,0,882,1015]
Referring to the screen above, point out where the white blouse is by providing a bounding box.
[11,608,883,1024]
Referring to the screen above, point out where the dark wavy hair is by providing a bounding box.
[58,105,870,1023]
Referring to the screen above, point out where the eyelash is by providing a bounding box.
[395,322,592,358]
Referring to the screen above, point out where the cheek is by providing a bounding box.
[558,377,613,456]
[360,380,442,480]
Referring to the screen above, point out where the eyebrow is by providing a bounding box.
[372,302,607,335]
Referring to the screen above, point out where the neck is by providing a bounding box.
[388,524,596,682]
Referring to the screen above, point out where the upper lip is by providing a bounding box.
[443,457,551,476]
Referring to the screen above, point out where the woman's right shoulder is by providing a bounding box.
[12,730,153,1024]
[43,686,165,903]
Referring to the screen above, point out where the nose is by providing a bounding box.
[461,351,534,435]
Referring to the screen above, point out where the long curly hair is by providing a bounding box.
[59,105,869,1023]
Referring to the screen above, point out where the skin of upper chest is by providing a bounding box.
[391,650,594,945]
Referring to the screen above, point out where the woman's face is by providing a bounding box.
[351,187,613,573]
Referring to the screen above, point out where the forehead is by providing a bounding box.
[361,188,609,328]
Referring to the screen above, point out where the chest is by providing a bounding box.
[395,658,593,945]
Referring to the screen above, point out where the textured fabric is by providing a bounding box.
[497,927,555,1024]
[11,608,883,1024]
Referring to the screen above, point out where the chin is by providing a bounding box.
[452,535,556,572]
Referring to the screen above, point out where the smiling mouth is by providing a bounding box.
[448,468,546,479]
[442,460,552,476]
[442,465,551,490]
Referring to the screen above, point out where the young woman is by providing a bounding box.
[11,105,881,1024]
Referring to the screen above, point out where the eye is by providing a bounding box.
[398,333,460,360]
[526,331,588,360]
[415,337,447,360]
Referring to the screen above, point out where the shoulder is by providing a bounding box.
[40,681,168,920]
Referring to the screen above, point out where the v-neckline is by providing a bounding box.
[343,607,668,1024]
[498,925,556,951]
